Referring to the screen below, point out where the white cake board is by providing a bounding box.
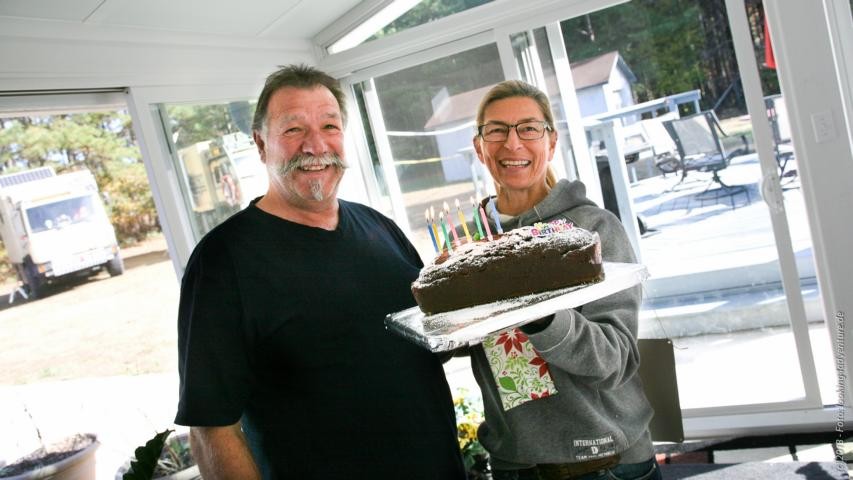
[386,262,648,352]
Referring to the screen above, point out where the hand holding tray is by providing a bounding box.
[385,262,648,352]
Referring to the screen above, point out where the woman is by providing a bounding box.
[469,80,660,480]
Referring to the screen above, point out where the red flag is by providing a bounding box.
[764,15,777,69]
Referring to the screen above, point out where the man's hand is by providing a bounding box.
[189,423,261,480]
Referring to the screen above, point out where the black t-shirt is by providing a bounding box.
[175,199,465,479]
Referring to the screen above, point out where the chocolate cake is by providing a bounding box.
[411,220,604,314]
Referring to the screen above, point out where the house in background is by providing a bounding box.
[424,50,638,183]
[571,50,638,121]
[423,85,491,183]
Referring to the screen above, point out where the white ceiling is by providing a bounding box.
[0,0,363,41]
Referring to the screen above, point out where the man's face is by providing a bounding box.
[254,86,347,211]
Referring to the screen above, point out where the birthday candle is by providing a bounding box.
[471,196,484,240]
[455,198,472,243]
[478,205,493,241]
[429,206,442,251]
[487,199,504,234]
[443,201,460,246]
[425,209,439,253]
[439,211,453,252]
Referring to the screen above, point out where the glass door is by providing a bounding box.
[502,0,826,415]
[154,99,263,239]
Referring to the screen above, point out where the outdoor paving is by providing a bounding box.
[625,153,841,408]
[632,153,808,282]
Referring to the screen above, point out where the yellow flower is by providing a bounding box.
[453,389,490,474]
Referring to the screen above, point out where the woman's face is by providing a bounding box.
[474,96,556,196]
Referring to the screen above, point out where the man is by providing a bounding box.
[175,64,465,479]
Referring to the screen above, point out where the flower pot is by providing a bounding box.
[115,432,199,480]
[0,434,98,480]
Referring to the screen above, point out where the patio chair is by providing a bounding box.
[660,110,750,207]
[765,94,797,179]
[636,112,681,176]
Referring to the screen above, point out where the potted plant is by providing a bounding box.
[0,433,99,480]
[118,430,199,480]
[454,390,490,480]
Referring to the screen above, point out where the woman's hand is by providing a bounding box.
[519,314,555,334]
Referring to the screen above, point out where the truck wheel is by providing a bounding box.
[23,261,44,300]
[107,254,125,276]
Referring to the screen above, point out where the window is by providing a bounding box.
[157,100,265,238]
[26,195,97,233]
[328,0,495,54]
[357,43,504,259]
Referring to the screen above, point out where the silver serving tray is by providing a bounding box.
[386,262,648,352]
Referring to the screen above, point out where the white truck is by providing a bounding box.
[0,167,123,298]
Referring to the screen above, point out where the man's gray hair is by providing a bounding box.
[252,64,347,133]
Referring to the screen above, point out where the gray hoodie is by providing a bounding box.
[471,179,654,469]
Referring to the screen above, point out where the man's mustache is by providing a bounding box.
[277,152,348,176]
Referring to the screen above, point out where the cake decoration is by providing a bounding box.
[438,210,453,252]
[425,209,439,253]
[443,201,461,247]
[479,204,494,241]
[471,196,485,240]
[531,218,573,237]
[455,198,472,243]
[487,198,504,234]
[424,198,577,257]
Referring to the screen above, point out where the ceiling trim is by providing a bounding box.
[0,87,127,97]
[0,16,313,51]
[313,0,396,51]
[318,0,628,79]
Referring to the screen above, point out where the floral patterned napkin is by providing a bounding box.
[482,328,558,410]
